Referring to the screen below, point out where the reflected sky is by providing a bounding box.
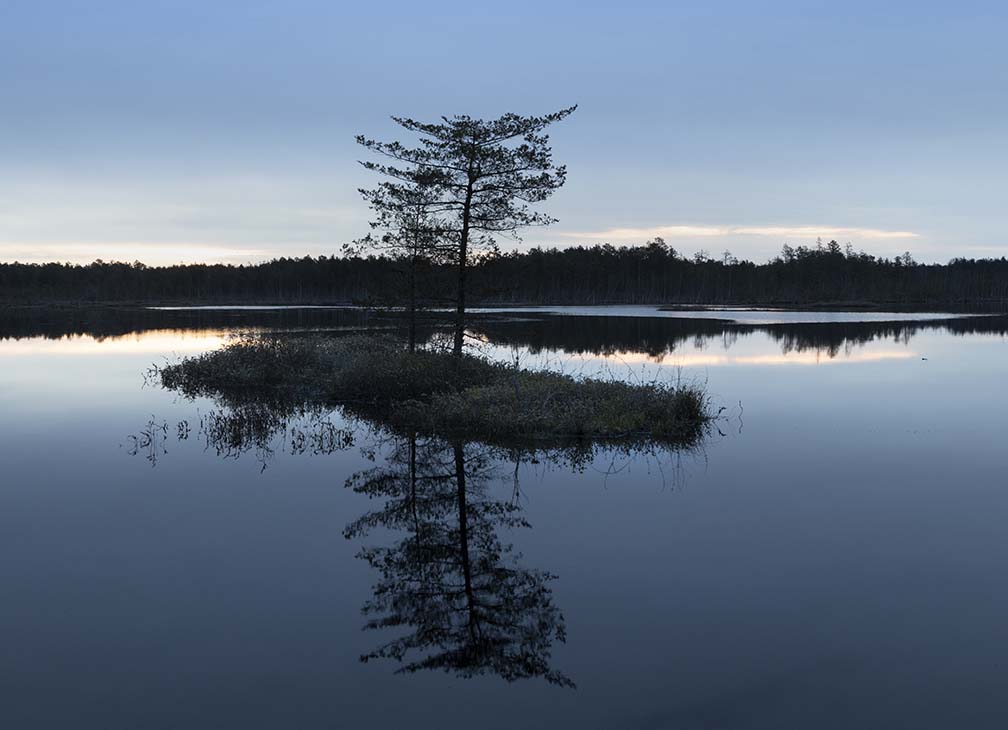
[556,346,920,367]
[466,304,976,324]
[3,309,1008,728]
[0,329,232,356]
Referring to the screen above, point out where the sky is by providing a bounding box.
[1,0,1006,265]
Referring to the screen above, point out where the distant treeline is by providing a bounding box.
[4,240,1008,305]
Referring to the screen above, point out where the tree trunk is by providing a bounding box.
[453,181,475,372]
[454,441,480,644]
[408,255,417,353]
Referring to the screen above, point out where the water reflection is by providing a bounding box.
[5,306,1008,369]
[126,363,710,689]
[132,405,356,469]
[0,306,415,341]
[0,329,232,356]
[125,407,581,685]
[107,306,1008,690]
[469,313,1008,363]
[345,435,574,686]
[8,308,1008,724]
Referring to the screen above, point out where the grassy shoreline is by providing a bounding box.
[159,335,712,447]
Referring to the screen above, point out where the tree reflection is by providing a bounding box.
[134,403,355,470]
[344,434,574,687]
[126,382,708,688]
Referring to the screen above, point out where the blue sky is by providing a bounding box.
[1,0,1005,264]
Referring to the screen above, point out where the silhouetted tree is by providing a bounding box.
[356,107,576,366]
[352,169,450,351]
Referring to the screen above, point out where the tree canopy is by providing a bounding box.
[357,107,576,358]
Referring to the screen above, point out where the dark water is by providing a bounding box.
[3,306,1008,729]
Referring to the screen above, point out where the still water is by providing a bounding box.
[2,307,1007,729]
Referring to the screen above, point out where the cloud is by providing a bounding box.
[557,224,919,241]
[0,174,365,260]
[0,243,276,265]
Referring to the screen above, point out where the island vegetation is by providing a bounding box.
[158,334,711,448]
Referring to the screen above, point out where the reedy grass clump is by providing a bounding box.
[161,335,501,403]
[396,371,708,446]
[158,334,711,447]
[160,337,326,394]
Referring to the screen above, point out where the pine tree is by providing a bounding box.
[357,106,576,367]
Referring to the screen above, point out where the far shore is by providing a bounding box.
[3,299,1008,313]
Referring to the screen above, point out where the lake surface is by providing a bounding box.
[3,306,1008,729]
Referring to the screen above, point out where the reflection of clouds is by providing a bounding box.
[734,350,915,365]
[585,348,917,367]
[4,327,920,367]
[0,330,230,356]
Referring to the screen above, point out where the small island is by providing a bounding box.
[159,333,712,449]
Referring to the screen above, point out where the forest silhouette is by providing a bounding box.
[6,240,1008,306]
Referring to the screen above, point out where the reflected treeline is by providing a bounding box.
[345,435,573,686]
[9,306,1008,362]
[472,315,733,357]
[468,313,1008,360]
[0,305,443,342]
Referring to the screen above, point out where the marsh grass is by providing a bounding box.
[159,334,712,447]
